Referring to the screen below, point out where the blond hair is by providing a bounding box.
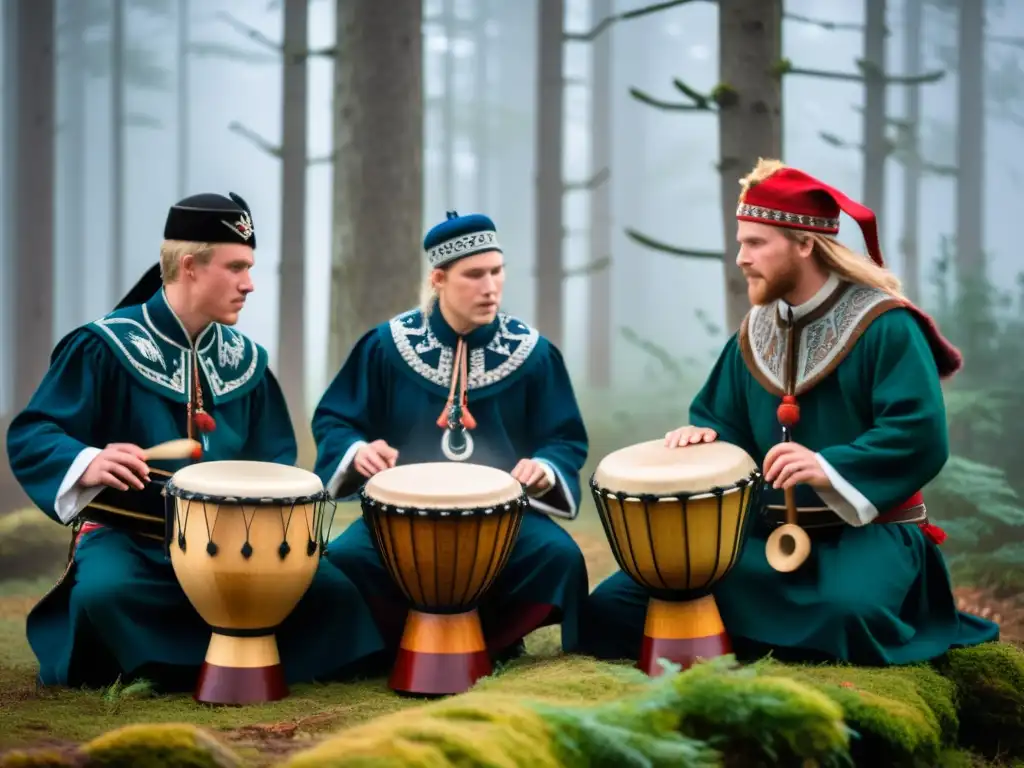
[159,239,215,283]
[739,158,904,298]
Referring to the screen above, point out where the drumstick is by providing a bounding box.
[142,438,203,461]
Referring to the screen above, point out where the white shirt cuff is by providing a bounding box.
[54,447,104,524]
[326,440,367,498]
[814,453,879,526]
[527,457,578,520]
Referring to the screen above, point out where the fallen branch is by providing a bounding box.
[565,0,710,42]
[626,228,723,259]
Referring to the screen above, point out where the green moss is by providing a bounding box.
[80,724,241,767]
[936,642,1024,759]
[283,693,561,768]
[473,655,648,703]
[0,750,81,767]
[758,659,958,765]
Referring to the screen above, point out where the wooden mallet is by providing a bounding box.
[141,438,203,461]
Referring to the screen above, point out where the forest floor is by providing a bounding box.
[2,512,1024,766]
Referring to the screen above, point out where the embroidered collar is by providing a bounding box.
[87,289,267,405]
[739,276,900,396]
[380,303,541,397]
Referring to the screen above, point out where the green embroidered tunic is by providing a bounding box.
[5,289,384,689]
[582,274,1001,666]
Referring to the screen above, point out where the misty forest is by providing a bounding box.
[3,0,1024,765]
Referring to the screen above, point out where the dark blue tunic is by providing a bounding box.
[5,289,384,689]
[311,303,591,660]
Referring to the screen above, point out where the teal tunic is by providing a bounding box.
[5,289,384,690]
[311,303,590,664]
[582,279,1000,666]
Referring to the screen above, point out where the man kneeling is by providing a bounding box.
[581,160,999,667]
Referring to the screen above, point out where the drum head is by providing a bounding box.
[594,438,757,495]
[364,462,522,509]
[167,460,324,499]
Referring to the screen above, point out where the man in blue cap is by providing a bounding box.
[6,191,383,692]
[312,210,591,668]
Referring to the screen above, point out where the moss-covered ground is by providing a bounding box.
[2,507,1024,767]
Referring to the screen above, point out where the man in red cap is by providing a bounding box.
[581,158,1000,667]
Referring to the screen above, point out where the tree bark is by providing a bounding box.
[586,0,612,388]
[862,0,887,222]
[328,0,423,373]
[177,0,189,198]
[900,0,922,302]
[278,0,309,439]
[717,0,782,333]
[534,0,565,347]
[60,0,87,331]
[956,0,984,277]
[110,0,124,303]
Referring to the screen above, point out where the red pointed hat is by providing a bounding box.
[736,160,963,378]
[737,164,884,267]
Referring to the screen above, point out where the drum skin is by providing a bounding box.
[591,439,761,601]
[165,460,328,633]
[361,462,527,612]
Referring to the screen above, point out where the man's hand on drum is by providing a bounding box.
[353,439,399,478]
[511,459,552,494]
[79,443,150,491]
[763,441,831,490]
[664,425,717,448]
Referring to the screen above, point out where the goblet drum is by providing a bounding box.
[360,462,527,697]
[590,439,762,676]
[163,460,332,705]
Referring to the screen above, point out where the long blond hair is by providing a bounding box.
[739,159,904,298]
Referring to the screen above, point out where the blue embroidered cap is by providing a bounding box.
[423,210,502,269]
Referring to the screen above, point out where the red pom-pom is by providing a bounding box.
[919,522,947,546]
[436,410,449,428]
[190,444,203,460]
[776,395,800,427]
[194,411,217,433]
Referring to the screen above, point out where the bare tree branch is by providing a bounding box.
[625,228,723,259]
[217,12,282,52]
[188,41,278,64]
[564,0,711,42]
[819,131,861,150]
[564,167,610,192]
[988,34,1024,50]
[308,46,337,58]
[229,121,282,158]
[308,153,335,166]
[783,12,868,33]
[564,257,611,277]
[787,65,945,86]
[629,86,713,111]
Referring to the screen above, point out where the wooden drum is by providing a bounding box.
[590,439,762,676]
[360,462,527,696]
[163,460,332,705]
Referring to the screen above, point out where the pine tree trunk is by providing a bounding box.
[60,0,87,331]
[717,0,782,333]
[534,0,565,347]
[328,0,423,373]
[862,0,887,222]
[278,0,309,444]
[586,0,612,388]
[956,0,984,278]
[901,0,922,302]
[177,0,189,198]
[110,0,124,302]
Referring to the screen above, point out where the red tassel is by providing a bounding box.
[436,406,450,428]
[776,395,800,427]
[919,522,947,546]
[461,404,477,430]
[194,410,217,433]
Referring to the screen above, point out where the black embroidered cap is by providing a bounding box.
[164,191,257,249]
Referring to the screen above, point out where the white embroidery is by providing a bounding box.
[218,327,245,369]
[389,310,539,389]
[95,318,188,394]
[199,330,259,398]
[746,283,893,392]
[127,331,166,368]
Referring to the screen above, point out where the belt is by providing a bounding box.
[763,490,931,530]
[76,470,172,544]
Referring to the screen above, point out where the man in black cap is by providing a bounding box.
[5,192,384,693]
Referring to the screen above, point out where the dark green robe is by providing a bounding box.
[582,276,1000,666]
[311,302,590,665]
[5,288,384,689]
